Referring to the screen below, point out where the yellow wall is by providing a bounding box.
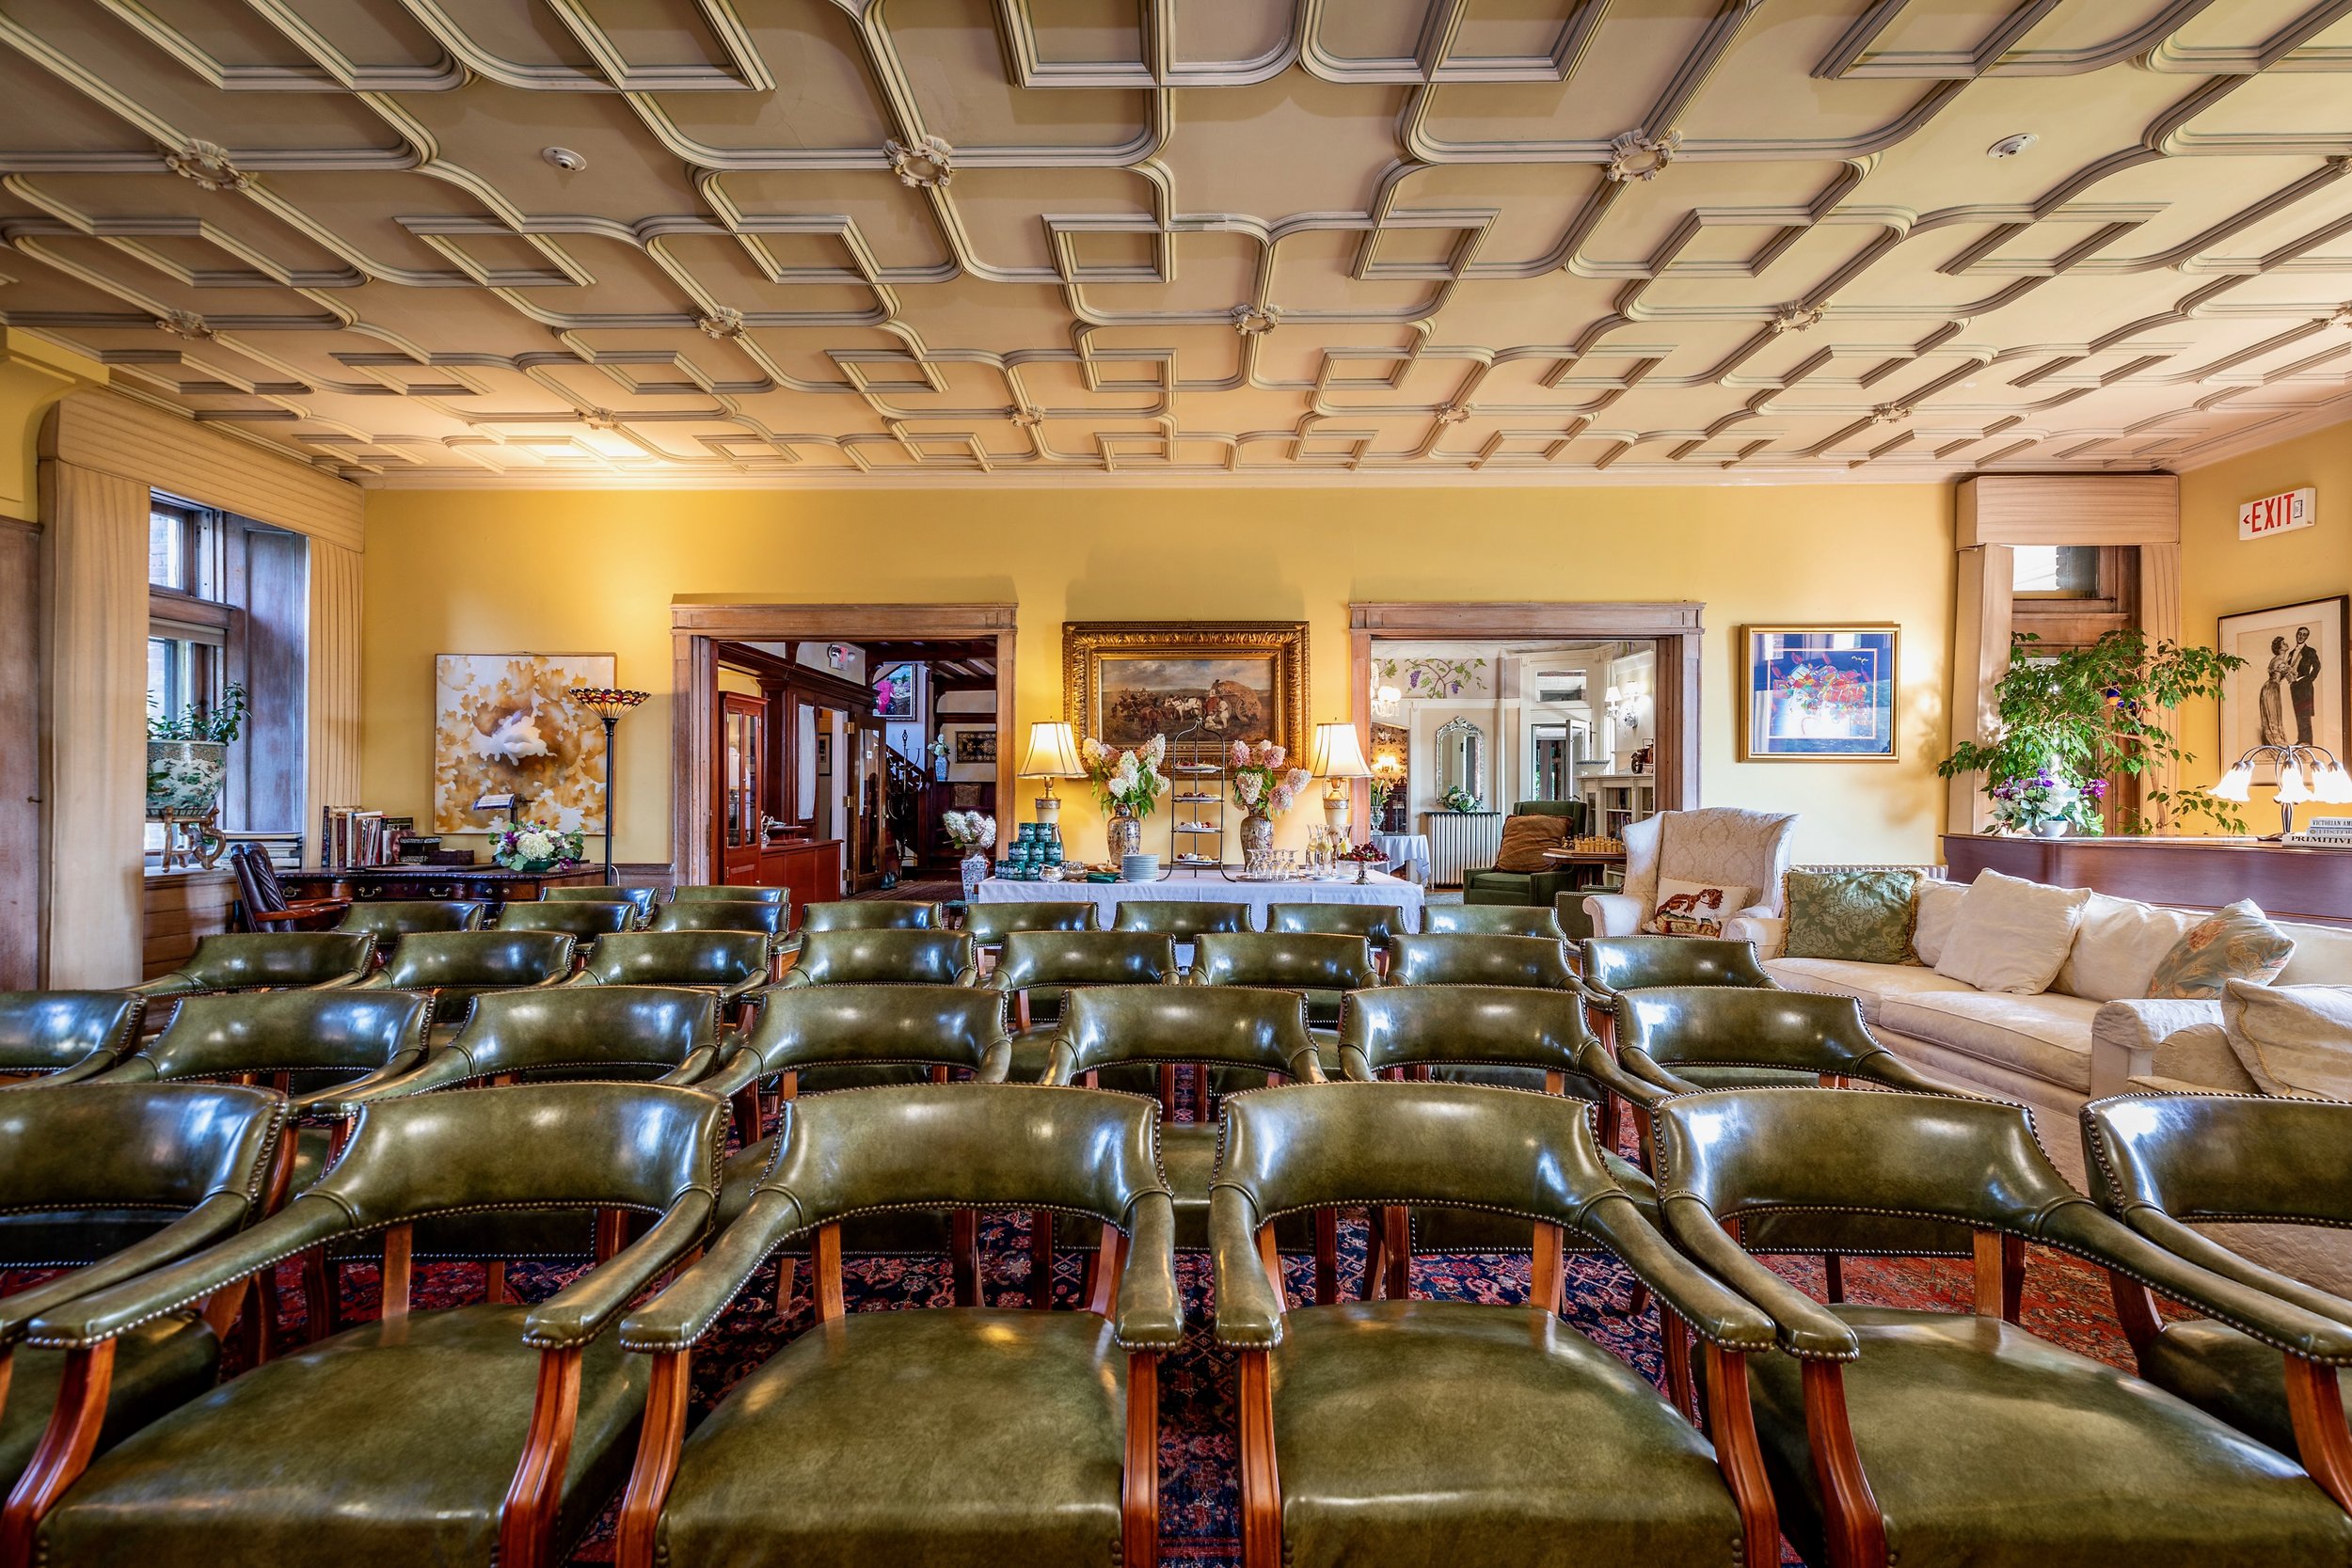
[363,483,1956,868]
[2179,415,2352,831]
[0,331,108,520]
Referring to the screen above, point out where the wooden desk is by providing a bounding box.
[278,865,607,918]
[1942,833,2352,927]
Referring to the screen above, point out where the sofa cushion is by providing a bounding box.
[1935,870,2089,996]
[1910,879,1966,967]
[2148,900,2295,1001]
[1762,958,1979,1026]
[2275,921,2352,988]
[2220,981,2352,1101]
[1783,868,1917,965]
[2056,894,2201,1003]
[1645,877,1752,938]
[1492,814,1567,873]
[1879,990,2106,1094]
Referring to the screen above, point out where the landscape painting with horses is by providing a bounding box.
[1096,656,1277,748]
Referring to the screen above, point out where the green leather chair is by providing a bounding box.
[350,930,574,1031]
[543,885,659,923]
[1267,901,1407,955]
[1112,899,1254,940]
[1189,930,1379,1089]
[2085,1092,2352,1465]
[0,992,145,1087]
[669,885,787,905]
[1654,1087,2352,1568]
[1422,904,1563,939]
[1459,799,1590,908]
[1579,933,1774,1052]
[0,1083,286,1538]
[648,899,788,941]
[611,1082,1181,1568]
[962,900,1098,958]
[494,898,640,945]
[802,899,940,931]
[349,987,738,1103]
[130,932,374,1002]
[1212,1081,1780,1568]
[774,927,976,988]
[988,929,1177,1084]
[91,990,434,1111]
[1385,931,1577,990]
[563,930,771,1013]
[22,1083,728,1568]
[333,900,487,945]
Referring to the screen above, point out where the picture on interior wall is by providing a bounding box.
[431,653,615,834]
[873,662,916,721]
[1063,621,1308,758]
[2217,595,2347,778]
[940,722,996,782]
[1740,626,1899,761]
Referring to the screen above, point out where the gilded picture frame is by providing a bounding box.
[1738,624,1901,762]
[1063,622,1309,758]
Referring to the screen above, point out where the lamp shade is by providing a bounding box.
[2275,763,2312,804]
[1309,722,1373,780]
[2314,763,2352,804]
[2208,762,2255,802]
[1018,721,1087,779]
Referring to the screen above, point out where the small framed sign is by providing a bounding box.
[2239,487,2315,542]
[1740,625,1900,761]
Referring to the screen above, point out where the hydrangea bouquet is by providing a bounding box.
[489,817,586,873]
[1229,739,1312,817]
[941,811,997,852]
[1081,735,1168,817]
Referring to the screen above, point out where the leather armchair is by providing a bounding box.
[1113,899,1254,942]
[612,1082,1179,1568]
[668,884,787,904]
[494,898,640,946]
[1267,901,1407,956]
[543,885,659,923]
[963,900,1099,954]
[1188,931,1377,1025]
[1422,904,1564,939]
[647,900,787,942]
[1582,807,1796,940]
[333,900,487,945]
[773,928,976,988]
[91,990,435,1117]
[349,930,574,1029]
[1653,1087,2352,1568]
[563,930,771,1015]
[1579,935,1774,1046]
[344,986,735,1104]
[1386,931,1577,990]
[1211,1081,1781,1568]
[0,1082,286,1544]
[1460,798,1590,909]
[2084,1092,2352,1474]
[227,842,346,931]
[986,929,1177,1085]
[0,992,144,1087]
[801,899,940,931]
[20,1083,728,1568]
[131,932,375,1002]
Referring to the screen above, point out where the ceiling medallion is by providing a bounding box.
[1433,403,1470,424]
[1009,407,1043,430]
[163,139,250,192]
[1231,303,1283,336]
[2328,303,2352,328]
[155,309,214,341]
[697,306,746,340]
[583,409,622,432]
[1604,128,1681,183]
[1869,403,1911,425]
[1771,303,1824,334]
[1985,133,2038,160]
[886,134,957,189]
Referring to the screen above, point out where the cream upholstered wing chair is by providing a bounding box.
[1581,807,1799,941]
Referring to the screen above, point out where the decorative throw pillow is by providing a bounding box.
[1782,868,1919,965]
[2147,900,2296,1001]
[1492,814,1568,874]
[1645,877,1755,938]
[1909,878,1966,967]
[1934,870,2090,995]
[2221,981,2352,1100]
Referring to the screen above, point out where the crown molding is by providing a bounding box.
[2170,390,2352,473]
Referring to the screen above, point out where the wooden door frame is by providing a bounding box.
[672,603,1016,886]
[1347,601,1704,824]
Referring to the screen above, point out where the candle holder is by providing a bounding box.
[569,687,650,880]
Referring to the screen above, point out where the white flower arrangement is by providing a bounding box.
[942,811,996,851]
[1084,734,1167,816]
[1230,739,1311,816]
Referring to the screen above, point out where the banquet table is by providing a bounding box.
[973,868,1426,929]
[1371,832,1431,886]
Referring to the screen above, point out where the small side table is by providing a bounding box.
[1371,832,1431,886]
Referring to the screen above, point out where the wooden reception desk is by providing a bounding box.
[1942,834,2352,927]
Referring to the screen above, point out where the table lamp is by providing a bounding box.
[1018,721,1087,827]
[1309,721,1374,833]
[568,687,650,880]
[2207,743,2352,837]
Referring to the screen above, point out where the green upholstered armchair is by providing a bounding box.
[92,990,435,1117]
[344,986,735,1104]
[130,932,374,1002]
[612,1082,1180,1568]
[542,885,660,923]
[1459,799,1591,909]
[1385,931,1578,991]
[1267,901,1407,955]
[987,929,1178,1085]
[1654,1087,2352,1568]
[0,992,145,1086]
[801,899,940,931]
[19,1083,728,1568]
[333,900,487,945]
[2084,1092,2352,1481]
[1211,1082,1781,1568]
[647,899,788,942]
[349,929,574,1029]
[562,930,771,1015]
[0,1083,286,1549]
[1579,935,1775,1003]
[773,927,976,988]
[1112,899,1254,941]
[668,884,787,904]
[1422,904,1564,939]
[961,900,1097,968]
[494,897,641,946]
[1188,931,1377,1024]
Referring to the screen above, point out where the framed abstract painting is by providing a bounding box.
[1740,626,1899,761]
[432,653,616,832]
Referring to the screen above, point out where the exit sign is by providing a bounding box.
[2239,486,2316,541]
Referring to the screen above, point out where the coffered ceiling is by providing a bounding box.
[4,0,2351,486]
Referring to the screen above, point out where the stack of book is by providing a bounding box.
[319,808,416,869]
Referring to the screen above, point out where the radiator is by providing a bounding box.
[1425,811,1503,887]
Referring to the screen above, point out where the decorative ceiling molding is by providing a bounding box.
[0,0,2347,488]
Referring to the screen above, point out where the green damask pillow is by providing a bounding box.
[2147,899,2295,1001]
[1782,868,1919,965]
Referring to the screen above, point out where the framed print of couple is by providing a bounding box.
[2218,595,2348,778]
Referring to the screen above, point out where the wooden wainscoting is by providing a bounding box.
[143,869,237,980]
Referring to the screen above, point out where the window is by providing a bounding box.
[149,498,222,599]
[2012,545,2102,598]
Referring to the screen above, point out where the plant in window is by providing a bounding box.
[145,682,246,820]
[146,681,246,744]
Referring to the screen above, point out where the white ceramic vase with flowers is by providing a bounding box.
[942,810,996,898]
[1081,735,1167,862]
[1229,739,1312,858]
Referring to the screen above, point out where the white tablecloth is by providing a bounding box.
[974,869,1425,929]
[1371,832,1431,885]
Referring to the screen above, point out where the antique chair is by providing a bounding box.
[494,898,640,959]
[773,927,976,988]
[226,843,346,931]
[1422,904,1563,939]
[543,885,659,923]
[669,885,787,905]
[987,929,1177,1085]
[0,1083,286,1540]
[1188,930,1379,1087]
[1579,934,1775,1049]
[1267,902,1407,958]
[1385,931,1578,990]
[563,930,771,1018]
[131,932,374,1003]
[1654,1087,2352,1568]
[334,900,487,947]
[1212,1082,1781,1568]
[2084,1092,2352,1465]
[350,930,575,1032]
[18,1083,728,1568]
[1581,807,1797,941]
[647,900,787,940]
[801,899,940,931]
[0,992,144,1086]
[1113,899,1254,940]
[1459,799,1591,909]
[611,1083,1180,1568]
[962,900,1098,965]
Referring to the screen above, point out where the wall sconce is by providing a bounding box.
[1604,685,1639,734]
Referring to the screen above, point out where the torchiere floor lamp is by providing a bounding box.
[569,687,650,881]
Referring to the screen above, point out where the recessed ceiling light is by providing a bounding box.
[542,146,587,171]
[1986,134,2037,159]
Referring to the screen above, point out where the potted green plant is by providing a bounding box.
[1937,631,2245,836]
[146,683,246,819]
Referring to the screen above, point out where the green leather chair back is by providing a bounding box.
[1615,986,1942,1092]
[963,901,1100,944]
[103,990,433,1090]
[1422,905,1563,939]
[1580,935,1772,998]
[496,898,639,939]
[803,900,940,931]
[649,900,788,938]
[741,985,1012,1080]
[0,1082,284,1224]
[544,885,660,922]
[1112,900,1254,939]
[0,992,145,1083]
[576,930,771,991]
[1268,902,1406,949]
[1337,986,1594,1083]
[1512,799,1586,828]
[334,901,487,942]
[140,932,375,995]
[991,930,1175,991]
[374,930,574,1012]
[786,928,974,986]
[1386,932,1575,990]
[2085,1092,2352,1230]
[1189,931,1376,991]
[1048,985,1322,1084]
[421,986,723,1087]
[671,885,787,905]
